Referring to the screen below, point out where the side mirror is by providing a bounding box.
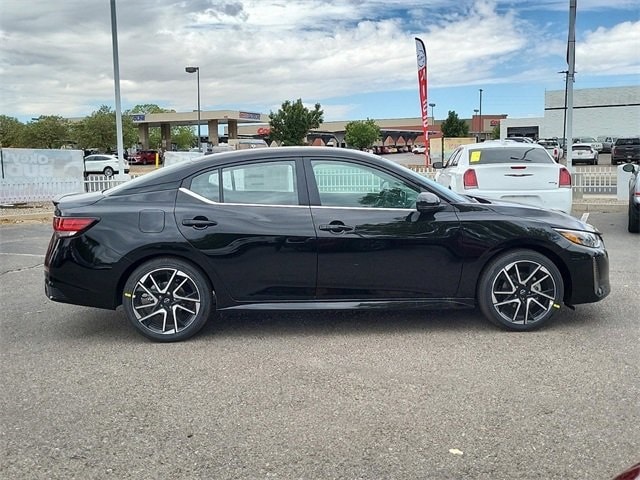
[416,192,442,213]
[432,161,443,169]
[622,163,637,173]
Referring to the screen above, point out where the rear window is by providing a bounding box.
[467,147,553,164]
[573,145,592,151]
[614,138,640,146]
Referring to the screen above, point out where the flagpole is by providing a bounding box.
[565,0,577,172]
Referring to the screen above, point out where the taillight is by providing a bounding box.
[559,168,571,188]
[463,169,478,189]
[53,217,98,237]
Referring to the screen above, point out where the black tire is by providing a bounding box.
[477,250,564,331]
[103,167,114,177]
[629,202,640,233]
[122,257,213,342]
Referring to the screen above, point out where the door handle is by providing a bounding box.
[318,223,354,233]
[182,217,218,229]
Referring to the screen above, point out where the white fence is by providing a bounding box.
[0,166,622,205]
[406,165,618,196]
[1,174,142,204]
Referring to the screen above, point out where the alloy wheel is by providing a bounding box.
[489,259,558,325]
[130,267,202,336]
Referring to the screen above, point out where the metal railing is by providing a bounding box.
[0,167,622,205]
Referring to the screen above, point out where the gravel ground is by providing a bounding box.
[0,202,54,225]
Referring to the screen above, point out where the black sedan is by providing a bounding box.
[45,147,610,341]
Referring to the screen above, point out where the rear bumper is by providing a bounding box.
[472,190,573,214]
[45,269,117,310]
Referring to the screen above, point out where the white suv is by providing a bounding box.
[83,154,130,177]
[433,140,573,213]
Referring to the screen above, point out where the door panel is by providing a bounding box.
[175,159,317,303]
[306,158,463,299]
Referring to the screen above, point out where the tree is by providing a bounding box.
[0,115,25,147]
[344,118,380,150]
[491,124,500,140]
[24,116,71,149]
[269,99,323,146]
[440,111,469,137]
[171,126,198,150]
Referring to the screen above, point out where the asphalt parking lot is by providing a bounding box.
[1,211,638,479]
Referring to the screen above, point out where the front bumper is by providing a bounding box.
[566,248,610,305]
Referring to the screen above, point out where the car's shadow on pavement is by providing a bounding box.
[56,302,605,343]
[201,309,488,339]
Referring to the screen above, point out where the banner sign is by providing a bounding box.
[239,112,261,120]
[0,148,84,203]
[415,37,429,165]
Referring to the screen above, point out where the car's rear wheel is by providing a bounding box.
[103,167,114,177]
[122,257,213,342]
[478,250,564,331]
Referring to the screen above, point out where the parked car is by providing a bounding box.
[611,137,640,165]
[596,135,617,153]
[133,150,160,165]
[622,163,640,233]
[571,143,599,165]
[537,138,564,161]
[573,136,603,152]
[412,145,426,154]
[45,147,610,341]
[83,154,129,177]
[432,140,572,213]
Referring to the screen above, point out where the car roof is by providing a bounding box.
[105,147,417,195]
[464,140,546,150]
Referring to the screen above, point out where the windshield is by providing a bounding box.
[468,147,554,164]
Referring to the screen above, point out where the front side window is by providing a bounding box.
[311,160,419,209]
[444,148,462,168]
[221,160,298,205]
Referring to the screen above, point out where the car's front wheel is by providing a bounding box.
[122,257,214,341]
[477,250,564,331]
[629,202,640,233]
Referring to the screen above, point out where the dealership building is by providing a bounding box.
[500,85,640,141]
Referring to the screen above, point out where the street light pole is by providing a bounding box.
[185,66,201,152]
[473,109,479,141]
[479,88,483,141]
[428,103,436,161]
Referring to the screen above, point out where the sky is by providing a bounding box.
[1,0,639,125]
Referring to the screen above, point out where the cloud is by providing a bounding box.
[0,0,636,121]
[576,21,640,75]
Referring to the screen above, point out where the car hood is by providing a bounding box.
[469,197,598,233]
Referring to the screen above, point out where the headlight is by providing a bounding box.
[555,228,603,248]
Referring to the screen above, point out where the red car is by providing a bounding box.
[133,150,160,165]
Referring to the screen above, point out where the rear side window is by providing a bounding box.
[615,138,640,146]
[467,147,554,164]
[221,160,298,205]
